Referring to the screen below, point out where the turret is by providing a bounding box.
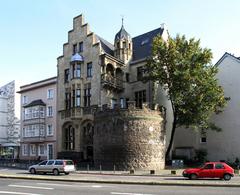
[114,19,132,63]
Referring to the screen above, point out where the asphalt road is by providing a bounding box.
[1,167,240,186]
[0,178,240,195]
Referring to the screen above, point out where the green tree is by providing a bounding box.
[145,34,229,158]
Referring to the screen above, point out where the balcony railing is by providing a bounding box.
[101,73,124,91]
[60,106,99,119]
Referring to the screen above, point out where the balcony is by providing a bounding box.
[22,136,46,143]
[60,106,98,119]
[60,107,83,119]
[101,73,124,91]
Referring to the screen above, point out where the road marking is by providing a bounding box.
[37,182,103,188]
[91,185,103,188]
[0,191,42,195]
[111,192,155,195]
[8,184,54,190]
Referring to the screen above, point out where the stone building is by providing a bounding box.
[18,77,57,160]
[57,14,171,170]
[0,81,20,159]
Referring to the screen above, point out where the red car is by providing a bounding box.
[182,162,234,180]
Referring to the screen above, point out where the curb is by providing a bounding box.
[0,174,239,187]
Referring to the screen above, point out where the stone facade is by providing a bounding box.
[57,14,171,170]
[94,103,165,170]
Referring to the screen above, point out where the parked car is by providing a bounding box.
[182,162,234,180]
[28,159,76,175]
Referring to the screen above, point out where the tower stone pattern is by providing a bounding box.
[94,103,165,170]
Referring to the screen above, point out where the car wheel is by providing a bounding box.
[53,169,59,176]
[189,173,197,180]
[64,172,69,175]
[223,174,232,181]
[30,168,36,174]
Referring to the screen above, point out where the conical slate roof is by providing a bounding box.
[114,25,131,41]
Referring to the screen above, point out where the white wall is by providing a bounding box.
[173,54,240,162]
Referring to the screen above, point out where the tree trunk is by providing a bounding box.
[165,113,177,159]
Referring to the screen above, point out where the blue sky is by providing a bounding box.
[1,0,240,89]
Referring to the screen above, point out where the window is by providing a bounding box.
[64,126,75,150]
[76,89,81,107]
[39,160,47,165]
[137,66,144,81]
[39,106,45,118]
[38,145,45,156]
[73,44,77,54]
[126,73,129,82]
[204,164,214,169]
[200,130,207,143]
[72,64,81,78]
[47,160,55,165]
[76,64,81,78]
[120,98,125,108]
[84,87,91,107]
[32,107,39,118]
[135,90,146,108]
[64,69,70,83]
[22,144,28,156]
[55,160,63,165]
[215,164,225,169]
[72,90,75,107]
[123,41,126,48]
[87,62,92,78]
[47,106,53,117]
[79,42,83,53]
[24,108,32,120]
[47,89,54,99]
[24,106,45,120]
[22,95,28,104]
[111,98,117,109]
[65,92,71,110]
[47,124,53,136]
[30,144,36,156]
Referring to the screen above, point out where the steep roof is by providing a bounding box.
[97,27,164,63]
[132,27,164,62]
[215,52,240,66]
[114,25,131,41]
[96,35,114,56]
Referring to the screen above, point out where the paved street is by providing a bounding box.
[0,178,240,195]
[1,167,240,188]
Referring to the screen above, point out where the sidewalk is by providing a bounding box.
[0,168,240,187]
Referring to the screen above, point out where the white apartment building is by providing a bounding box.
[18,77,57,160]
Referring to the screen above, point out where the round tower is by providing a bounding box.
[114,19,132,63]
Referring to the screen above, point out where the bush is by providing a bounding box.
[195,149,208,163]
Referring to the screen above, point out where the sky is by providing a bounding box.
[1,0,240,116]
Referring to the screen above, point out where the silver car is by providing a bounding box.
[28,159,76,175]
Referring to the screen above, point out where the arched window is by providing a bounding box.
[64,126,75,150]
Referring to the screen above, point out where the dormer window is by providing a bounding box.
[141,38,149,46]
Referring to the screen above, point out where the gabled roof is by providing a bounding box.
[215,52,240,66]
[24,99,46,108]
[96,35,114,56]
[132,27,164,62]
